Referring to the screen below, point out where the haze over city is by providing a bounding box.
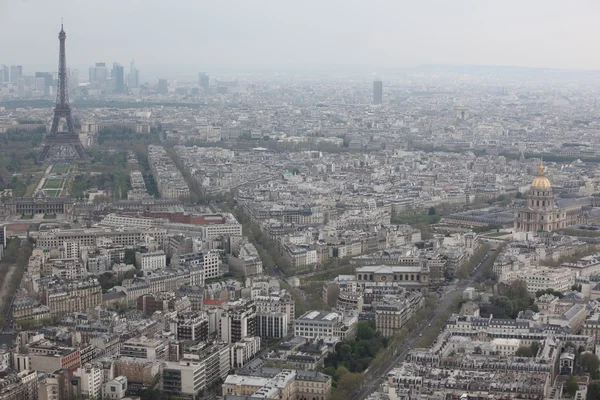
[3,0,600,75]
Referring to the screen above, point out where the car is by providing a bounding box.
[419,333,423,337]
[428,323,431,327]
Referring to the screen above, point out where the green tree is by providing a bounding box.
[530,341,540,357]
[580,353,600,379]
[356,321,375,341]
[565,375,579,398]
[124,249,137,266]
[427,207,436,215]
[515,346,533,357]
[587,383,600,400]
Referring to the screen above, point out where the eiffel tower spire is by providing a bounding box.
[38,22,86,162]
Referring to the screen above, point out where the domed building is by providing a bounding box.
[514,161,574,232]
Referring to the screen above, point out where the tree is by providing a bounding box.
[565,375,579,398]
[515,346,533,357]
[427,207,436,215]
[124,249,137,266]
[332,372,364,400]
[580,353,600,379]
[356,321,375,341]
[339,344,352,359]
[587,383,600,400]
[530,341,540,357]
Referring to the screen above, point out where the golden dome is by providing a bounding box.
[531,161,551,190]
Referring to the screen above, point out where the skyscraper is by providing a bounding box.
[157,79,168,94]
[112,63,125,93]
[35,72,54,87]
[373,80,383,105]
[35,77,46,92]
[10,65,22,84]
[0,65,7,84]
[17,78,25,97]
[129,60,139,89]
[89,62,107,84]
[199,72,209,92]
[69,69,79,90]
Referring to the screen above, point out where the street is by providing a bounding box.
[350,249,494,400]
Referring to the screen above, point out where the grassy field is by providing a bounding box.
[51,164,69,174]
[25,175,43,196]
[485,232,511,237]
[43,189,61,197]
[43,178,64,189]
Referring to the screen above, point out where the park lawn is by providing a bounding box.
[51,164,69,174]
[25,178,42,196]
[43,214,57,219]
[43,178,64,189]
[485,232,511,237]
[43,189,61,197]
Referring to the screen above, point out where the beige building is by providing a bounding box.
[373,292,424,337]
[45,279,102,315]
[515,161,584,232]
[223,369,331,400]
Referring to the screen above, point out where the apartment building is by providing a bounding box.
[373,292,425,338]
[294,311,357,340]
[103,376,127,400]
[74,363,104,399]
[223,364,332,400]
[44,279,102,315]
[120,337,168,361]
[220,299,257,344]
[135,250,167,274]
[231,337,261,368]
[36,228,167,249]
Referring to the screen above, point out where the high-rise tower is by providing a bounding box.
[38,24,86,162]
[373,80,383,105]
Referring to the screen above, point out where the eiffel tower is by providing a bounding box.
[38,23,86,162]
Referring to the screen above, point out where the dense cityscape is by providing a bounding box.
[4,6,600,400]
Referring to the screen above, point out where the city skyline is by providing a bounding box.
[3,0,600,74]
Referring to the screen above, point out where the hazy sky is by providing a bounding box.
[2,0,600,73]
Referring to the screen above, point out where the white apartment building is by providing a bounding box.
[103,376,127,400]
[75,363,104,399]
[62,241,80,259]
[162,360,206,397]
[135,251,167,274]
[120,337,168,361]
[305,249,317,265]
[512,266,575,295]
[176,251,222,280]
[254,290,295,323]
[36,228,167,249]
[257,313,288,339]
[294,311,357,340]
[203,251,221,279]
[231,336,261,368]
[100,213,164,229]
[202,221,243,239]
